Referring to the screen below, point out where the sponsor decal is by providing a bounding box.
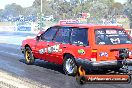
[39,49,44,54]
[129,51,132,56]
[78,49,85,55]
[106,30,117,34]
[99,52,108,57]
[96,30,105,34]
[118,30,126,34]
[110,38,120,44]
[39,44,62,54]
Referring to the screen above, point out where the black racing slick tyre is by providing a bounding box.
[111,67,121,71]
[63,55,77,76]
[24,47,35,65]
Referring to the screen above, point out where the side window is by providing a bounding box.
[42,27,58,41]
[95,35,105,45]
[71,28,88,46]
[54,27,71,43]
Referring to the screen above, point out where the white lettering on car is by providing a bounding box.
[39,44,62,54]
[39,49,44,54]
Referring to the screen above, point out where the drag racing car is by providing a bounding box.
[21,23,132,76]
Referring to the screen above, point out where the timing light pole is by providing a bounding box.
[41,0,43,14]
[40,0,43,30]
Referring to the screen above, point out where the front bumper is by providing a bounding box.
[76,58,132,70]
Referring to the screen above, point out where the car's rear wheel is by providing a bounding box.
[63,55,77,76]
[24,47,35,65]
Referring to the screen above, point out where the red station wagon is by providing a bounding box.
[21,23,132,76]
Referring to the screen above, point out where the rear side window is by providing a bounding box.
[95,28,132,45]
[70,28,88,46]
[54,27,71,43]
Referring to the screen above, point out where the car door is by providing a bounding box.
[68,27,91,59]
[48,27,72,64]
[35,27,58,60]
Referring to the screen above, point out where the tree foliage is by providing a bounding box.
[0,0,127,22]
[124,0,132,28]
[2,3,23,17]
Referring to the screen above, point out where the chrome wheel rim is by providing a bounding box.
[65,58,75,74]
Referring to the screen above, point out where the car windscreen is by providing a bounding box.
[95,28,132,45]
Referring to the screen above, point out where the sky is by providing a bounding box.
[115,0,127,4]
[0,0,127,9]
[0,0,35,9]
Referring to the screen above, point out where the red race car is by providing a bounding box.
[21,23,132,76]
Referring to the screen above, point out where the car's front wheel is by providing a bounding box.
[63,55,77,76]
[24,47,35,65]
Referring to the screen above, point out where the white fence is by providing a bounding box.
[0,26,16,31]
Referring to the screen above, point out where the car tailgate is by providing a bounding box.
[96,44,132,61]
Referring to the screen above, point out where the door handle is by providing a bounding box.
[47,43,50,46]
[63,46,67,48]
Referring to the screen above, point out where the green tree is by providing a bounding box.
[3,3,24,17]
[0,9,3,17]
[124,0,132,28]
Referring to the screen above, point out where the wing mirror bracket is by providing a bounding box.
[36,35,41,41]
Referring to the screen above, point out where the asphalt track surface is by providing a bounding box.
[0,31,132,88]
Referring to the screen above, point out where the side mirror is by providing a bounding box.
[36,35,41,40]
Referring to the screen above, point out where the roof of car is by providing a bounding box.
[55,23,123,29]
